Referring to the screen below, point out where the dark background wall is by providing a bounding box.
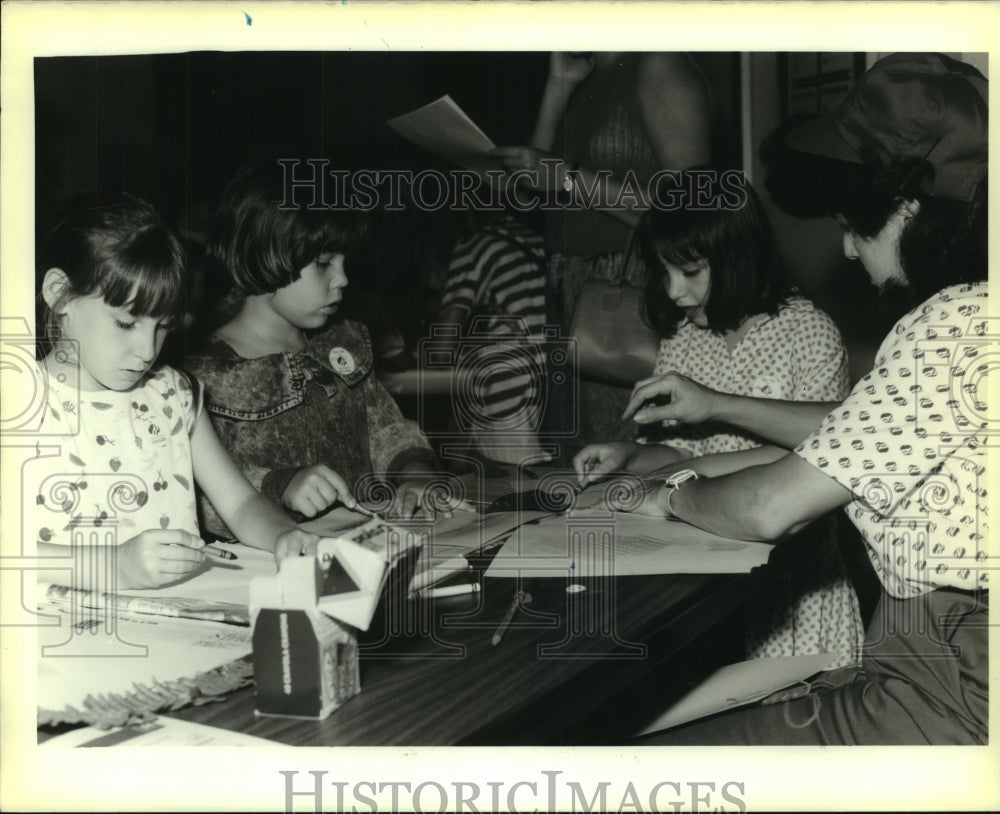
[33,51,742,353]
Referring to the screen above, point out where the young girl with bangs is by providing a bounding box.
[575,173,864,667]
[187,158,462,528]
[33,194,319,590]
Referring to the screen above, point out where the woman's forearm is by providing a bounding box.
[644,445,789,480]
[713,393,839,449]
[627,443,692,473]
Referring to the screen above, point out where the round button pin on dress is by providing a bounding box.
[329,347,356,375]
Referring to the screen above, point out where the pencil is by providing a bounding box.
[491,590,531,646]
[204,545,238,561]
[353,504,385,522]
[412,583,481,599]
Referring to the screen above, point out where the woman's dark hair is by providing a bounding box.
[205,155,368,297]
[637,171,789,338]
[835,161,987,301]
[762,124,988,302]
[36,192,186,356]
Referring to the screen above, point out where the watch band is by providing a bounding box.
[663,469,699,519]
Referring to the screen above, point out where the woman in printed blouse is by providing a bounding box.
[187,157,464,532]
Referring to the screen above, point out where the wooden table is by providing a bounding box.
[164,562,768,745]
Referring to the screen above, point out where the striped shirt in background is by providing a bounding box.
[439,217,549,452]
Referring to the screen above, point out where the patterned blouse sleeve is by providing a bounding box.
[789,306,851,401]
[171,368,203,436]
[795,288,988,523]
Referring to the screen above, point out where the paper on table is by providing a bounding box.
[408,509,551,591]
[41,716,283,747]
[387,94,499,175]
[485,512,773,578]
[636,653,837,735]
[37,601,252,712]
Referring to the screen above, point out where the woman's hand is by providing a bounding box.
[489,146,563,191]
[117,529,206,589]
[281,464,357,518]
[548,51,595,85]
[573,442,641,487]
[623,371,724,427]
[273,528,322,565]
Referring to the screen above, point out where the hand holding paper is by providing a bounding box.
[387,95,499,175]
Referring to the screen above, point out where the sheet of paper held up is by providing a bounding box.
[636,653,837,735]
[387,94,499,175]
[485,512,774,578]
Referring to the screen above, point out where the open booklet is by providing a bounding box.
[37,582,250,626]
[386,94,499,176]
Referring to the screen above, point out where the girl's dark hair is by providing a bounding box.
[637,172,789,338]
[36,192,186,355]
[205,156,368,297]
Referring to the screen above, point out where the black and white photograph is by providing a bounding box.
[1,2,997,812]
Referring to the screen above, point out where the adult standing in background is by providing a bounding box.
[493,51,713,448]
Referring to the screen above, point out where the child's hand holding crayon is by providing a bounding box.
[117,529,207,589]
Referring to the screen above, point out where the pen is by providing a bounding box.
[204,545,238,561]
[491,590,531,647]
[412,582,481,599]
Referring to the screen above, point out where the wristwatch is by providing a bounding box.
[662,469,699,519]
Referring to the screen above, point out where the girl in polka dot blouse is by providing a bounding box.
[32,194,320,591]
[575,173,864,669]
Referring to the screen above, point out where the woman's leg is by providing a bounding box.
[637,588,987,745]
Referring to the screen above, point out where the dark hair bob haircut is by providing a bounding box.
[36,192,186,355]
[206,155,368,296]
[637,171,788,339]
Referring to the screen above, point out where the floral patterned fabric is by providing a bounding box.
[32,365,200,547]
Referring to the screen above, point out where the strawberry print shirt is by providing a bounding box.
[795,282,990,598]
[33,364,201,547]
